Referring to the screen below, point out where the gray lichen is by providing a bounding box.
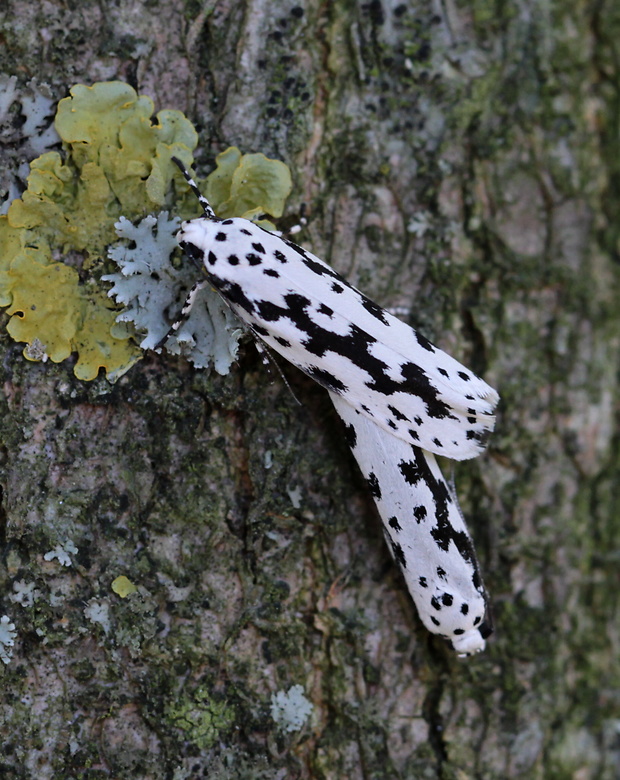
[104,212,242,372]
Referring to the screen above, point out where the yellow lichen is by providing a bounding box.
[1,81,199,379]
[111,575,138,598]
[206,146,293,220]
[0,81,293,380]
[6,253,81,363]
[72,299,141,382]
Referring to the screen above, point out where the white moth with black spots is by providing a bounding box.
[171,158,498,654]
[331,393,491,655]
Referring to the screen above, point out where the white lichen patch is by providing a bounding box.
[0,75,19,123]
[286,486,302,509]
[0,615,17,664]
[104,213,242,372]
[43,540,78,567]
[407,210,432,237]
[0,76,60,213]
[270,684,313,733]
[23,337,49,362]
[83,599,111,634]
[9,579,39,607]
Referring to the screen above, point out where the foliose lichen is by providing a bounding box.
[0,615,17,664]
[0,80,196,380]
[103,147,292,372]
[0,76,60,213]
[103,212,243,372]
[111,575,138,598]
[0,80,293,380]
[270,684,313,732]
[43,539,78,567]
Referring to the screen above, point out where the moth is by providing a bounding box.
[171,158,499,654]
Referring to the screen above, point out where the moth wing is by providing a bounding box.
[330,391,491,655]
[232,232,499,460]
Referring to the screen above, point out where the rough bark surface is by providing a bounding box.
[1,1,619,778]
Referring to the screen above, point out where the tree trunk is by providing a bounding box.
[1,1,619,778]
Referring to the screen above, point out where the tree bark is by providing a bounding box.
[1,1,619,778]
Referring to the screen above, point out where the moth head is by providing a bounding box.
[176,218,220,266]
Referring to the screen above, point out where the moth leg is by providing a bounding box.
[155,279,209,351]
[249,328,302,406]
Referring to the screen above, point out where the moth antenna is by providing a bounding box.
[249,327,302,406]
[171,156,217,220]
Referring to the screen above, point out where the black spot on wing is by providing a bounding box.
[458,371,471,381]
[430,516,464,555]
[210,278,255,315]
[460,604,469,615]
[318,303,333,316]
[263,269,280,277]
[302,254,339,277]
[419,576,428,588]
[391,540,406,568]
[256,294,385,378]
[388,516,402,531]
[228,255,240,265]
[441,593,453,606]
[367,472,381,499]
[467,428,491,448]
[305,366,348,394]
[399,363,459,421]
[274,250,288,263]
[246,253,262,266]
[360,294,388,324]
[255,294,299,322]
[343,423,357,449]
[399,459,424,486]
[415,331,436,353]
[280,238,341,280]
[275,336,291,347]
[215,232,227,241]
[252,242,265,253]
[402,448,487,609]
[430,596,441,611]
[246,291,465,437]
[388,404,410,422]
[413,505,427,522]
